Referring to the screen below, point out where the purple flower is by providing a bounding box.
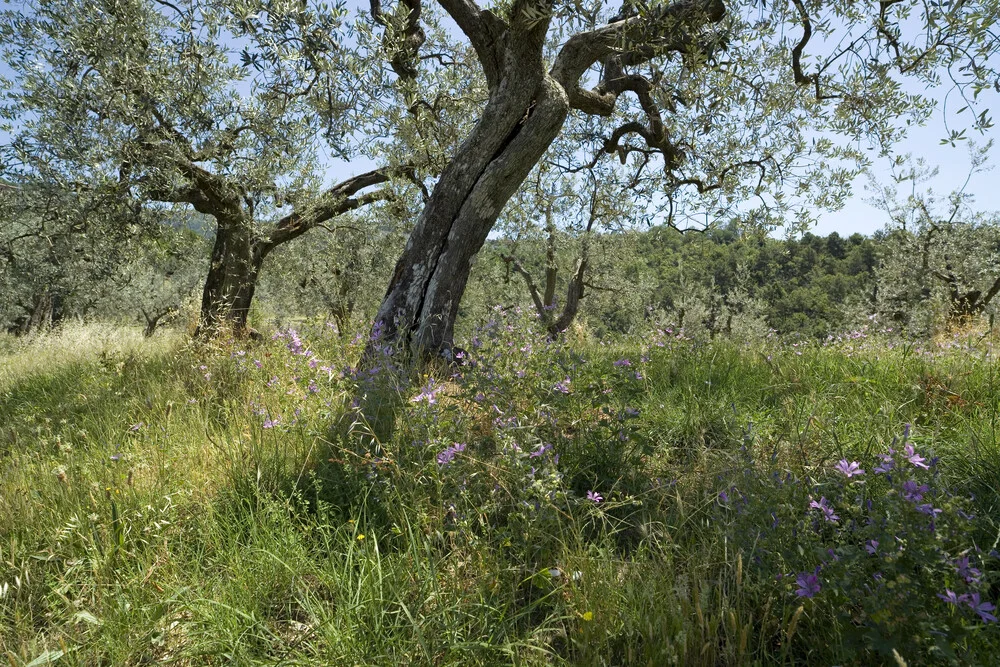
[262,417,280,429]
[967,593,998,622]
[110,452,122,462]
[553,378,571,394]
[586,490,603,503]
[411,380,442,405]
[129,422,144,432]
[915,503,942,516]
[795,572,821,598]
[865,540,879,555]
[529,443,552,458]
[613,359,631,367]
[808,496,839,523]
[834,460,865,477]
[718,490,729,503]
[874,451,895,474]
[902,480,928,502]
[436,442,466,466]
[955,556,982,584]
[903,444,929,469]
[938,589,966,605]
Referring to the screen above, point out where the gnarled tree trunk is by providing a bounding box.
[16,290,62,336]
[365,0,725,362]
[196,220,263,336]
[179,169,392,338]
[368,74,569,360]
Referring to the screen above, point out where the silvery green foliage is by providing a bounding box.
[365,0,1000,357]
[255,205,409,329]
[541,0,997,234]
[0,0,440,332]
[872,146,1000,333]
[1,0,359,198]
[0,181,138,331]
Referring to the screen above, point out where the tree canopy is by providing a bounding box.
[2,0,999,353]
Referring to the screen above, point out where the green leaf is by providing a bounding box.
[25,650,65,667]
[74,610,101,625]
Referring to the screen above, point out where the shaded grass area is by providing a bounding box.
[1,322,998,665]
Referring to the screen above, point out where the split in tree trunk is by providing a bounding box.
[367,74,570,363]
[194,221,264,338]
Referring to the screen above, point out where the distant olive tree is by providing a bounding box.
[0,0,447,335]
[873,146,1000,332]
[0,182,137,334]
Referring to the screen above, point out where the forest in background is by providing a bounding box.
[5,196,1000,344]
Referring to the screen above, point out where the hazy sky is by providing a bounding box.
[805,120,998,238]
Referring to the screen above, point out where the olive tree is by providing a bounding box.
[364,0,1000,361]
[873,146,1000,331]
[0,0,433,335]
[0,180,137,333]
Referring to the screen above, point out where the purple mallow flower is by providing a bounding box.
[808,496,839,523]
[411,380,442,405]
[865,540,879,555]
[901,480,928,502]
[955,556,982,584]
[938,589,966,605]
[436,442,466,466]
[586,490,604,503]
[967,593,998,622]
[529,443,552,458]
[834,459,865,477]
[795,572,821,598]
[903,443,929,469]
[874,450,895,474]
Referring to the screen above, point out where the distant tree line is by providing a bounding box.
[4,176,999,341]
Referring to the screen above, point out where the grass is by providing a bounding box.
[0,319,998,665]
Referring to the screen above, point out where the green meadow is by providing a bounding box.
[1,318,998,665]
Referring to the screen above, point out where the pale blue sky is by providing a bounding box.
[806,121,998,237]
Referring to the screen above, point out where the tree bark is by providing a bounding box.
[367,73,569,360]
[195,220,264,337]
[17,290,62,336]
[185,169,392,337]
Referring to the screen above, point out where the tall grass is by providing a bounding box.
[0,318,997,665]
